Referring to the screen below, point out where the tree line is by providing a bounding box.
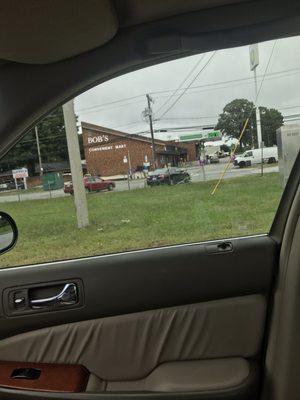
[0,107,84,176]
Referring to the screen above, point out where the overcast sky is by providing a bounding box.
[75,35,300,140]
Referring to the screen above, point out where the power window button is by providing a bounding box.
[11,368,41,380]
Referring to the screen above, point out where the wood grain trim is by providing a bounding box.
[0,361,89,392]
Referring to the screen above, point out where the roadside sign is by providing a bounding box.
[12,168,28,179]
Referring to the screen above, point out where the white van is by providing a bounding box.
[233,146,278,168]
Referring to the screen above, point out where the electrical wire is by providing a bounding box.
[255,42,277,103]
[157,52,217,119]
[151,67,300,96]
[155,54,206,115]
[75,67,300,115]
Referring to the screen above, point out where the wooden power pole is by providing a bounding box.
[63,100,89,228]
[146,94,156,168]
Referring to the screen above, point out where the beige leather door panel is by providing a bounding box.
[0,235,276,400]
[0,294,265,393]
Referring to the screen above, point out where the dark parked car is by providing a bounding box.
[0,181,25,191]
[209,154,220,164]
[64,176,115,194]
[147,168,191,186]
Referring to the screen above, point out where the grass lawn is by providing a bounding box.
[0,173,282,268]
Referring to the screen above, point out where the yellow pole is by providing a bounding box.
[211,117,250,196]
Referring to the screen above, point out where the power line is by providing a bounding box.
[284,113,300,118]
[278,104,300,110]
[81,70,300,118]
[75,67,300,115]
[115,107,300,132]
[155,54,206,115]
[75,94,145,112]
[155,115,218,120]
[152,67,300,96]
[112,120,147,130]
[163,70,300,98]
[158,51,217,119]
[160,50,217,118]
[78,98,146,116]
[255,41,277,103]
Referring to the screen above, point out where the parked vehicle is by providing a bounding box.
[217,150,230,158]
[233,147,278,168]
[209,154,220,164]
[147,168,191,186]
[64,176,115,194]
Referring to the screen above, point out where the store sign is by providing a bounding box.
[88,143,127,154]
[87,135,109,144]
[12,168,28,179]
[179,130,221,142]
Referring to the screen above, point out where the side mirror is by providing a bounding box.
[0,212,18,255]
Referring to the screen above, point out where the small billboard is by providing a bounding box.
[12,168,28,179]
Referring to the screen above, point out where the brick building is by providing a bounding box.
[82,122,196,176]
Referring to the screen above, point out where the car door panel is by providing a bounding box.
[0,235,276,399]
[0,294,265,380]
[0,235,275,338]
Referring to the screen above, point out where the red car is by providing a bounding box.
[64,176,115,194]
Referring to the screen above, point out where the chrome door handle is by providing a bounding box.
[30,283,77,309]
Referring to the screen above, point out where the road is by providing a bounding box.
[0,232,14,248]
[0,162,279,203]
[115,162,279,191]
[189,162,278,183]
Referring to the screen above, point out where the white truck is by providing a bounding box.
[233,146,278,168]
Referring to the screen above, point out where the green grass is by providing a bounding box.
[0,173,283,268]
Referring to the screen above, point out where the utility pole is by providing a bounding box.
[127,150,132,190]
[249,44,263,148]
[199,141,206,181]
[128,149,132,175]
[254,67,263,148]
[63,100,89,228]
[146,94,156,168]
[35,126,43,176]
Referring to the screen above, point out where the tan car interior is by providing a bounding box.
[0,295,265,392]
[0,1,299,400]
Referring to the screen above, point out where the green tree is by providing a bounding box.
[215,99,255,149]
[215,99,283,149]
[0,107,83,175]
[260,107,283,146]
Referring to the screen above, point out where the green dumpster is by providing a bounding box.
[42,173,64,191]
